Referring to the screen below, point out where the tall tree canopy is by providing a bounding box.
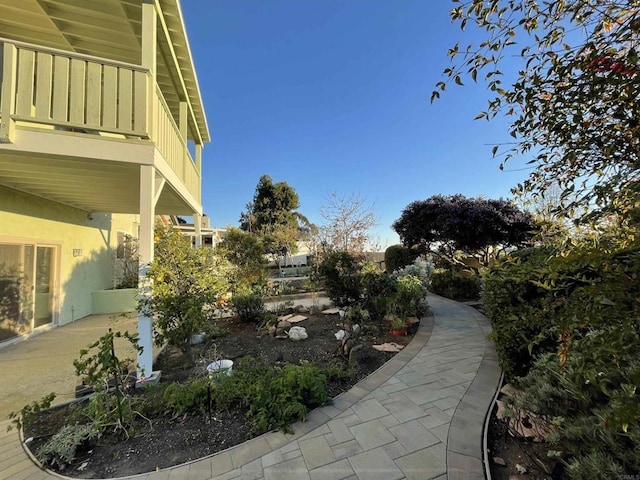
[435,1,640,224]
[239,175,314,266]
[392,194,536,265]
[215,227,267,287]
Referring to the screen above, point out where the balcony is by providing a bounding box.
[0,38,201,214]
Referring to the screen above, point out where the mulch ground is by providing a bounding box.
[24,310,414,478]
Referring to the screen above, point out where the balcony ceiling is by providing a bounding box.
[0,0,210,144]
[0,149,195,215]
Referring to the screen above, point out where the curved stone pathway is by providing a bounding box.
[0,294,501,480]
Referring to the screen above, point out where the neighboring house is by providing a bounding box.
[0,0,210,374]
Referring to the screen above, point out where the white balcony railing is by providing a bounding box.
[0,38,200,203]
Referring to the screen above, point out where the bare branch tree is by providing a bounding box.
[320,192,378,254]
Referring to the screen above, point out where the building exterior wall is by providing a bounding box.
[0,185,138,328]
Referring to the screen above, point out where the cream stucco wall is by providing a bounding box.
[0,186,139,327]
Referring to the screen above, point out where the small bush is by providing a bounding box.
[8,393,56,431]
[343,305,370,326]
[210,358,328,434]
[430,269,481,301]
[360,267,397,321]
[231,286,266,323]
[393,257,434,288]
[318,251,363,306]
[36,423,97,469]
[384,244,419,273]
[395,274,428,319]
[163,378,209,415]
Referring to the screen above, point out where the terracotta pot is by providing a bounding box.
[390,329,407,336]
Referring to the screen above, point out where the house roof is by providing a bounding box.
[0,0,210,144]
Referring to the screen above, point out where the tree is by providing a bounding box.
[384,244,420,273]
[435,1,640,224]
[319,192,378,254]
[392,194,536,266]
[139,225,233,362]
[240,175,314,269]
[215,227,267,287]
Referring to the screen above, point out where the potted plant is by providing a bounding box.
[390,315,408,336]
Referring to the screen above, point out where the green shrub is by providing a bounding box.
[430,269,481,301]
[231,286,266,323]
[360,267,397,321]
[384,244,419,273]
[36,423,98,469]
[395,274,428,319]
[482,247,556,378]
[318,251,363,306]
[8,393,56,431]
[163,378,209,415]
[140,224,233,361]
[393,257,434,288]
[484,244,640,477]
[343,305,370,326]
[210,358,328,434]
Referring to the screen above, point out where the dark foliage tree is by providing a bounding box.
[392,194,536,266]
[434,0,640,224]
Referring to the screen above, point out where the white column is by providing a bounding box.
[194,213,202,248]
[137,165,155,377]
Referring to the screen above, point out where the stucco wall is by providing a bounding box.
[0,186,138,326]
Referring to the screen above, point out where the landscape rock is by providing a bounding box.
[288,326,308,341]
[493,457,506,466]
[372,342,404,353]
[322,308,340,314]
[349,344,376,367]
[277,320,292,330]
[497,399,553,442]
[287,315,307,323]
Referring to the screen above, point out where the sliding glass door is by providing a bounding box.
[0,242,57,341]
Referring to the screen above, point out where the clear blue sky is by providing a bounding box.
[181,0,532,248]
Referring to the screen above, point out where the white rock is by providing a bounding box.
[289,326,308,341]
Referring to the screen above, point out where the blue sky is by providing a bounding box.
[181,0,532,248]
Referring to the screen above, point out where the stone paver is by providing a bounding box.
[0,294,501,480]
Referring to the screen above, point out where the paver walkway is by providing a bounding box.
[0,294,501,480]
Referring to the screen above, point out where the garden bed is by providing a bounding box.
[23,310,413,478]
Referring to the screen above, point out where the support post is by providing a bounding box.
[141,1,157,76]
[179,101,188,142]
[194,213,202,248]
[137,165,155,378]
